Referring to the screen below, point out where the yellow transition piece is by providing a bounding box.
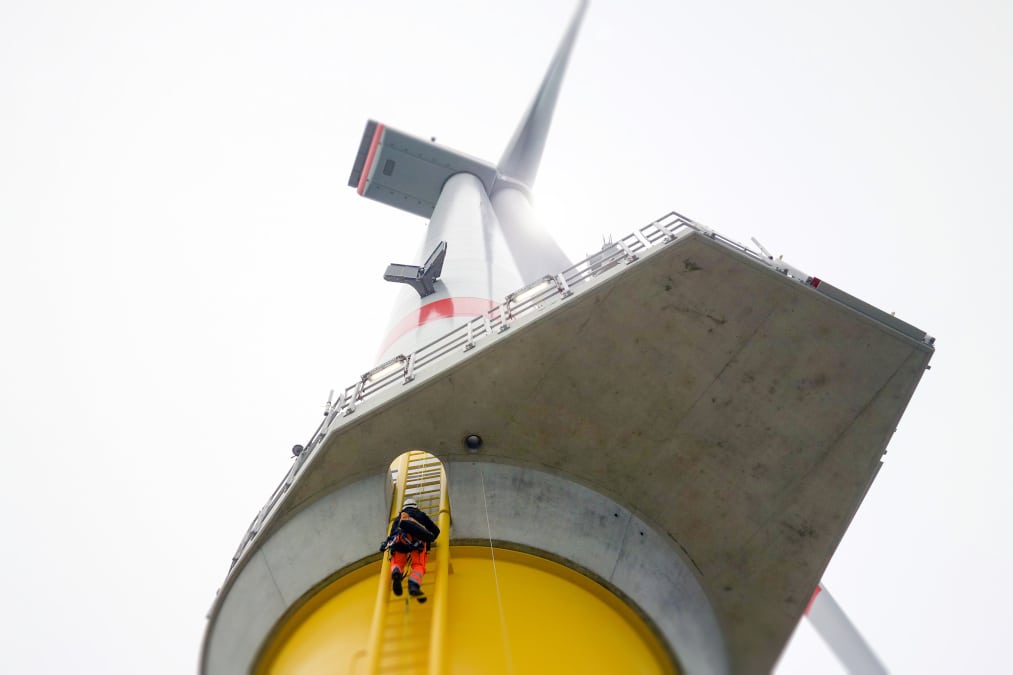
[258,546,676,675]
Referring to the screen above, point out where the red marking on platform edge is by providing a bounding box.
[357,123,385,196]
[804,585,822,616]
[380,297,495,355]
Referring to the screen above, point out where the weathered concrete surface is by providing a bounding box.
[202,474,389,675]
[205,551,286,675]
[203,232,932,674]
[447,462,729,675]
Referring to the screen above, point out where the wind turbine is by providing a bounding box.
[348,6,893,667]
[348,1,587,363]
[201,3,932,673]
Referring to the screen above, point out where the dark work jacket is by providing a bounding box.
[387,506,440,553]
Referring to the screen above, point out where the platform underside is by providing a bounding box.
[236,232,931,673]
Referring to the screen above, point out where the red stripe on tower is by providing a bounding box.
[380,297,495,355]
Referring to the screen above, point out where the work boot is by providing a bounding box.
[408,580,423,597]
[391,570,403,596]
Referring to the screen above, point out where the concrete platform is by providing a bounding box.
[205,227,932,674]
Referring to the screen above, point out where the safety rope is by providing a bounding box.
[480,467,513,675]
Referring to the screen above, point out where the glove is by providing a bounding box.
[379,539,389,552]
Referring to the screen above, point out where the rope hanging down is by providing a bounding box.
[480,467,514,675]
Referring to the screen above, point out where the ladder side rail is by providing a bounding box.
[427,462,452,675]
[366,452,412,675]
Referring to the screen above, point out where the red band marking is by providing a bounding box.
[357,123,385,196]
[804,585,822,616]
[380,297,495,355]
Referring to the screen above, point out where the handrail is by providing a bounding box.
[219,210,934,587]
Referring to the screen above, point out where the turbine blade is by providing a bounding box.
[806,584,888,674]
[497,0,589,188]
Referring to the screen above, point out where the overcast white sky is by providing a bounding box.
[2,1,1011,673]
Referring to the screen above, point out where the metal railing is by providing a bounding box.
[220,209,929,584]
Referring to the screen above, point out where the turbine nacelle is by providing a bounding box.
[347,121,503,219]
[347,0,590,219]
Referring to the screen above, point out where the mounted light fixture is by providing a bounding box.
[364,355,407,383]
[508,276,555,306]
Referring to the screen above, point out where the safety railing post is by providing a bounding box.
[465,318,475,351]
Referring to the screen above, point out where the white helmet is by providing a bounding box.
[403,498,418,510]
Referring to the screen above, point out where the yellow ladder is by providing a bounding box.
[365,451,451,675]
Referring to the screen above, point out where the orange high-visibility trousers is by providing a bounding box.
[390,547,428,586]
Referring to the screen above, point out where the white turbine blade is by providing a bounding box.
[497,0,589,188]
[806,584,888,674]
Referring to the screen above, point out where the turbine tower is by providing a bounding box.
[349,0,586,364]
[200,4,932,673]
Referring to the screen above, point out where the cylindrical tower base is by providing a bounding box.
[257,547,675,675]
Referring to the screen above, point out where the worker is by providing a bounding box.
[380,497,440,598]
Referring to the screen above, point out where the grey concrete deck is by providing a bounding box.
[203,231,932,674]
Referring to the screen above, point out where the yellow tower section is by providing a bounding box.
[256,452,676,675]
